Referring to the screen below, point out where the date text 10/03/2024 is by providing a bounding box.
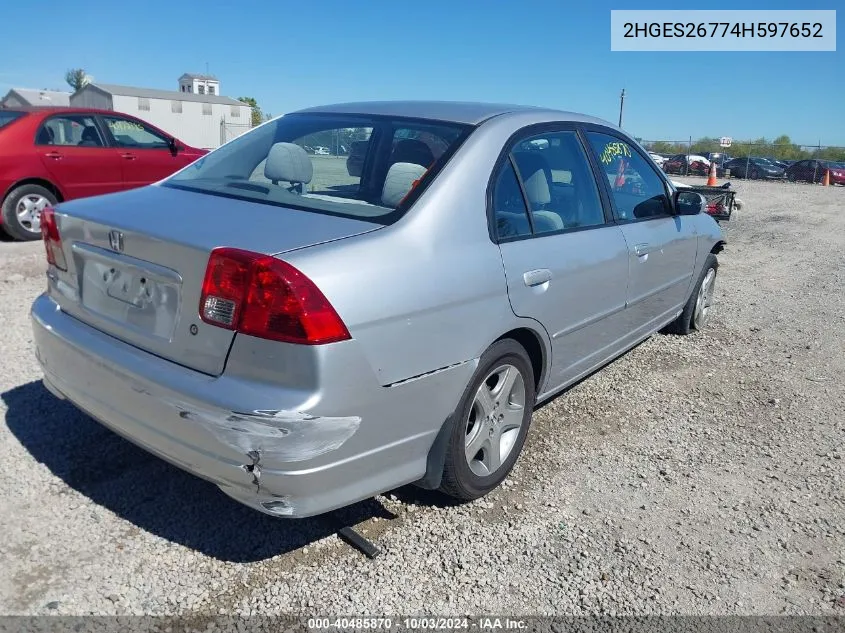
[307,617,529,630]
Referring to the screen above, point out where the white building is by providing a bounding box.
[178,73,220,96]
[1,88,71,108]
[69,75,252,150]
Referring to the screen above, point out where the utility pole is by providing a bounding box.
[618,88,625,128]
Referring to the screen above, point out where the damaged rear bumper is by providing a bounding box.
[31,293,473,518]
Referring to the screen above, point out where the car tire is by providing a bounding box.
[750,168,759,180]
[787,173,796,182]
[439,339,536,501]
[663,254,719,336]
[1,184,57,241]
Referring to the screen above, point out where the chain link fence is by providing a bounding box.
[638,139,845,185]
[220,120,253,146]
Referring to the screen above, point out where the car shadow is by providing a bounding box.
[2,380,396,563]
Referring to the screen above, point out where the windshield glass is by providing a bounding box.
[164,113,472,224]
[0,110,25,129]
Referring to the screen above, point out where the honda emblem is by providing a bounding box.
[108,230,124,252]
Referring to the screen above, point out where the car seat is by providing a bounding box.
[511,151,564,232]
[264,142,313,193]
[77,127,101,147]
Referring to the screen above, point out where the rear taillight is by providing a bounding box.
[40,207,67,271]
[199,247,351,345]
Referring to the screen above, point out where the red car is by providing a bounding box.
[0,107,206,240]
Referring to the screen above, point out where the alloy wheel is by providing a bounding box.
[16,194,49,233]
[693,268,716,329]
[464,364,526,477]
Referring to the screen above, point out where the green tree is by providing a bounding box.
[690,137,720,155]
[65,68,91,92]
[237,97,265,127]
[768,135,803,160]
[813,146,845,162]
[645,140,686,154]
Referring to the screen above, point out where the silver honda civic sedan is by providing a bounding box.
[30,101,725,518]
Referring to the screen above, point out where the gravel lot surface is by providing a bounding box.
[0,179,843,616]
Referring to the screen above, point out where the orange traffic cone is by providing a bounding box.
[822,169,830,186]
[706,161,718,187]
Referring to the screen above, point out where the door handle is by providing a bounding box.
[44,151,63,160]
[523,269,552,287]
[634,243,653,257]
[120,153,137,160]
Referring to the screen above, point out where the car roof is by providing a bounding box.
[1,106,122,116]
[290,100,615,127]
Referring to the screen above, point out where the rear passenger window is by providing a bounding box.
[511,131,606,234]
[36,115,104,147]
[585,132,670,221]
[492,160,531,239]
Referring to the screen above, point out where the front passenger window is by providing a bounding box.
[585,132,670,221]
[103,116,170,149]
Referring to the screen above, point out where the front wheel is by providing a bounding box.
[1,184,57,241]
[439,339,536,501]
[664,254,718,335]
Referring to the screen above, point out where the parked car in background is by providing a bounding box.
[0,107,206,241]
[30,101,725,519]
[313,146,330,155]
[663,154,712,176]
[723,157,785,180]
[648,152,665,167]
[704,152,732,169]
[829,162,845,185]
[785,159,845,185]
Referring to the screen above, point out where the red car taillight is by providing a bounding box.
[199,247,351,345]
[40,207,67,271]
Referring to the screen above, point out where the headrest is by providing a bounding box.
[512,151,551,206]
[381,162,427,208]
[264,142,313,185]
[391,139,435,168]
[36,126,54,145]
[79,127,100,145]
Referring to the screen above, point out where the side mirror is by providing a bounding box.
[674,190,705,215]
[168,137,180,156]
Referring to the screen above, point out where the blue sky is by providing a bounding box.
[2,0,842,145]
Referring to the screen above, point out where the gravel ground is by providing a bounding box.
[0,179,843,617]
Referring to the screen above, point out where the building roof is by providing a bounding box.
[83,83,245,106]
[179,73,219,81]
[291,100,613,126]
[1,88,71,107]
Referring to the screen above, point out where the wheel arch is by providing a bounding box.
[3,177,65,205]
[493,326,548,393]
[416,323,549,491]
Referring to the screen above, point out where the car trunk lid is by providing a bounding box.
[47,184,381,376]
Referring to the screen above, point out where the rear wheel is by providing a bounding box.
[1,184,57,241]
[439,339,535,501]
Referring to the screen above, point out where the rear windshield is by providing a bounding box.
[164,113,472,224]
[0,110,25,129]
